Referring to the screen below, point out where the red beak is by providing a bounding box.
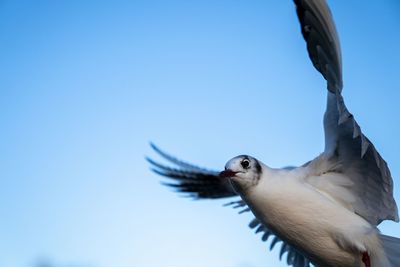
[219,169,237,178]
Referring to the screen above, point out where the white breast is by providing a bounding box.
[242,168,385,267]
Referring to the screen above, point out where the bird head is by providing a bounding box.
[220,155,263,193]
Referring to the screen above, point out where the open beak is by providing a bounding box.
[219,169,237,178]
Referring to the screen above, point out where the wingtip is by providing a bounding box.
[248,218,260,229]
[270,236,280,251]
[145,156,159,167]
[149,141,159,151]
[150,142,170,158]
[144,156,153,164]
[279,243,288,260]
[150,168,166,177]
[159,181,196,199]
[160,181,180,189]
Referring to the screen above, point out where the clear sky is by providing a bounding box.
[1,1,399,267]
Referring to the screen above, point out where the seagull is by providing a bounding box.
[147,1,400,266]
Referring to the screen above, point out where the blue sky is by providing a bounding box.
[0,1,399,267]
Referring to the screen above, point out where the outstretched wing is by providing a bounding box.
[295,0,398,225]
[146,143,236,199]
[147,144,311,267]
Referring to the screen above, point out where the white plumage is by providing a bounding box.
[225,156,392,267]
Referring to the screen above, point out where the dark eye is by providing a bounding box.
[241,159,250,169]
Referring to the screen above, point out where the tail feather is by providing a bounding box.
[381,234,400,267]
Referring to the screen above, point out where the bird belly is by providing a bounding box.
[245,178,378,267]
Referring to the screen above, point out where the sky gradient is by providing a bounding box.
[1,1,399,267]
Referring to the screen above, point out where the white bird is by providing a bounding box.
[147,0,400,266]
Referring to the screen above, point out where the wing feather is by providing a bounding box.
[147,144,237,199]
[294,0,398,225]
[294,0,342,92]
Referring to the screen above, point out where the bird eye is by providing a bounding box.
[241,159,250,169]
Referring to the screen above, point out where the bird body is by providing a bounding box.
[236,161,389,267]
